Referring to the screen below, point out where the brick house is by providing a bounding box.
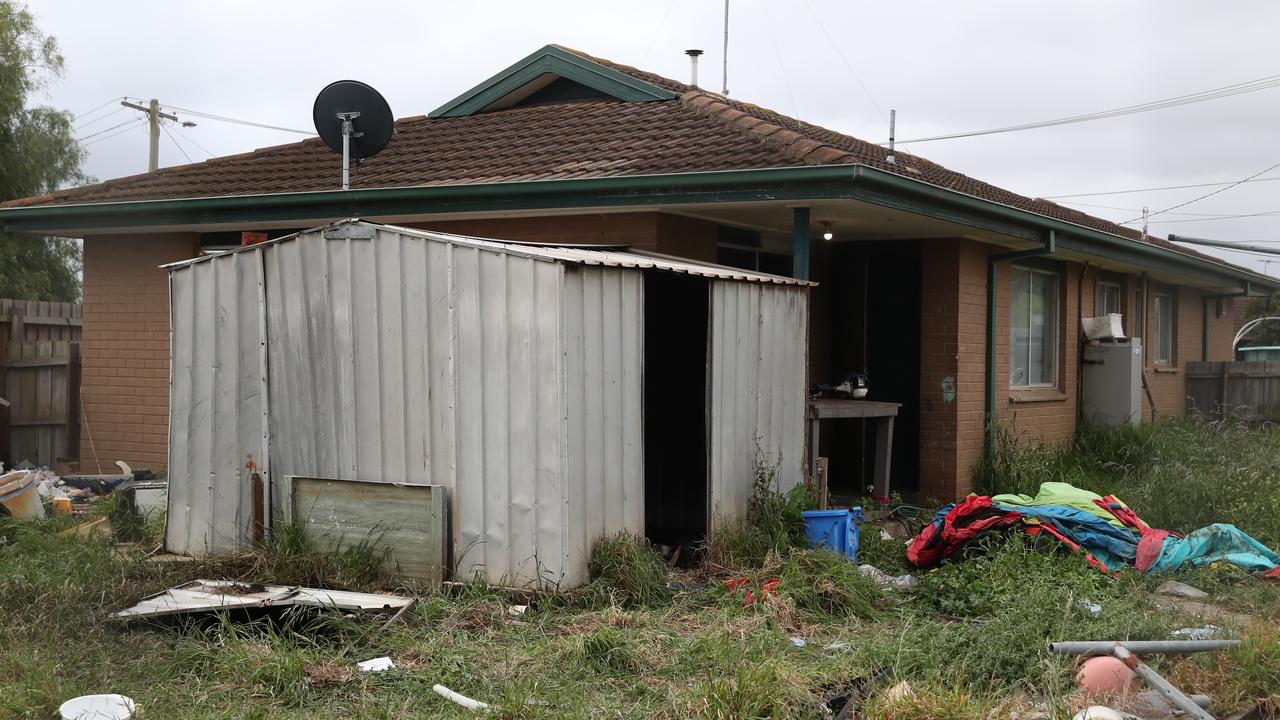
[0,45,1273,501]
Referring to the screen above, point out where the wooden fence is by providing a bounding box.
[0,300,83,467]
[1185,361,1280,419]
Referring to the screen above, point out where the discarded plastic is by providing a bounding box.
[1071,707,1131,720]
[1078,598,1103,618]
[357,656,395,672]
[58,694,136,720]
[857,564,917,590]
[823,641,850,652]
[1171,625,1222,640]
[433,684,490,711]
[789,636,806,647]
[0,470,44,519]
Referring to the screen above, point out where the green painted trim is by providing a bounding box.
[792,206,810,280]
[429,45,675,118]
[3,161,1275,293]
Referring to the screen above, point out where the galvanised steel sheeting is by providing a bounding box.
[708,281,808,525]
[261,227,569,585]
[562,266,645,587]
[166,249,267,555]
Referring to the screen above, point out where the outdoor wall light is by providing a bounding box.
[821,221,834,241]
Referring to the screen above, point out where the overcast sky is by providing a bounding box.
[25,1,1280,274]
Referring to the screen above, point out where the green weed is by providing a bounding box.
[583,532,672,608]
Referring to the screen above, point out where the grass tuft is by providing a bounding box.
[583,532,672,608]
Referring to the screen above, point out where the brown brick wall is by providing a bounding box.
[917,239,962,500]
[80,232,199,470]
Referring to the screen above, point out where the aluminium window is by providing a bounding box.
[1154,291,1175,365]
[1010,265,1060,388]
[1097,280,1122,316]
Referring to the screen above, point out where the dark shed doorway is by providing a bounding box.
[643,271,710,549]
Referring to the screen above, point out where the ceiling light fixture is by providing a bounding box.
[821,221,834,241]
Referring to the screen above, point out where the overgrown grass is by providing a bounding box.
[707,451,814,570]
[977,417,1280,546]
[4,420,1280,718]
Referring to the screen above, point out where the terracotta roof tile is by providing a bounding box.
[0,46,1252,271]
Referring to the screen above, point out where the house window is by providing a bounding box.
[1010,265,1059,388]
[1154,291,1175,365]
[1097,280,1122,316]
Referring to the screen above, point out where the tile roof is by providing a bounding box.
[0,45,1225,260]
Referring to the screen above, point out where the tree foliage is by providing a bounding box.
[1242,293,1280,347]
[0,1,86,302]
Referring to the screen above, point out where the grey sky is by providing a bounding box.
[27,0,1280,274]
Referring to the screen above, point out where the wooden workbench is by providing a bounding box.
[808,399,901,499]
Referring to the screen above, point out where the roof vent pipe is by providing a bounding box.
[685,49,704,88]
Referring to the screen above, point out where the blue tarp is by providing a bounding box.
[1146,523,1280,574]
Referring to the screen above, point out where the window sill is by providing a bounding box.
[1009,388,1068,403]
[1153,366,1179,374]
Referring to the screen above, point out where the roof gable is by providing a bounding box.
[429,44,676,117]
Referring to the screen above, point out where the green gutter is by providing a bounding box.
[2,163,1274,291]
[984,232,1056,459]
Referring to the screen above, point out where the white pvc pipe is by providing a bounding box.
[433,684,490,712]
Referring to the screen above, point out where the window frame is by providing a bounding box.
[1096,277,1123,317]
[1009,263,1062,389]
[1153,289,1176,366]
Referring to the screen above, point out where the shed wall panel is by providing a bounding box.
[165,250,265,555]
[562,267,644,587]
[708,282,808,526]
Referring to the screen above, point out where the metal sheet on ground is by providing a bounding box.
[110,579,413,619]
[290,475,446,583]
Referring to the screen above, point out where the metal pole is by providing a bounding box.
[147,98,160,172]
[792,206,810,280]
[1169,234,1280,257]
[1049,639,1240,655]
[887,109,896,164]
[341,124,350,191]
[722,0,730,95]
[1112,645,1216,720]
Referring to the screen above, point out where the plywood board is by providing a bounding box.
[290,476,446,583]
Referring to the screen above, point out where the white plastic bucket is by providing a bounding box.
[58,694,136,719]
[0,470,43,519]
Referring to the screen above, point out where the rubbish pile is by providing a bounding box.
[0,461,162,520]
[907,482,1280,577]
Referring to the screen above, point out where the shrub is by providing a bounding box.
[709,451,814,570]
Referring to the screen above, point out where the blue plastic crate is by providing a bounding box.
[801,507,863,561]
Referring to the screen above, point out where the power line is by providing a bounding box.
[73,106,126,132]
[798,0,886,122]
[72,96,125,120]
[1131,209,1280,225]
[174,126,215,158]
[892,72,1280,145]
[77,118,144,142]
[1120,159,1280,223]
[1056,199,1259,218]
[80,119,147,147]
[638,0,679,66]
[759,0,800,120]
[1043,176,1280,199]
[160,123,193,164]
[162,104,314,135]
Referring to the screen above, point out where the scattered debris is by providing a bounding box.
[1078,598,1103,618]
[57,694,136,720]
[823,640,850,652]
[0,470,44,518]
[1171,625,1222,640]
[305,661,354,687]
[110,580,413,619]
[433,684,491,712]
[1128,690,1213,720]
[1156,580,1209,600]
[1075,655,1137,697]
[789,636,806,647]
[507,604,528,617]
[1050,640,1238,720]
[356,656,395,673]
[857,564,916,590]
[1072,707,1136,720]
[58,516,111,539]
[879,680,915,704]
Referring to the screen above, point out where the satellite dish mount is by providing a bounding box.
[313,81,394,191]
[337,111,362,190]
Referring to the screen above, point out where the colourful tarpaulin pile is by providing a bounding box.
[907,482,1280,577]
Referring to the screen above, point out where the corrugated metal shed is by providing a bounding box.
[166,220,809,587]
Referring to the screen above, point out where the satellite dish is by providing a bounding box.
[312,80,394,190]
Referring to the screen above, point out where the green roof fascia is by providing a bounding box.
[429,45,675,117]
[2,163,1272,291]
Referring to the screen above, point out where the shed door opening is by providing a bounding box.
[643,271,710,551]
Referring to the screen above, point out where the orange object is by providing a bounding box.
[1076,655,1139,697]
[51,496,73,514]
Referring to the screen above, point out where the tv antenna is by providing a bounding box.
[312,80,394,190]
